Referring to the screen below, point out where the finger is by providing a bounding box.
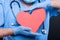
[27,32,42,36]
[22,31,42,37]
[21,26,32,31]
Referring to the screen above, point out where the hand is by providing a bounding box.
[12,26,41,37]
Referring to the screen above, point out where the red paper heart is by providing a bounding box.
[16,8,46,32]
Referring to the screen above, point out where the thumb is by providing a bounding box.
[24,27,32,31]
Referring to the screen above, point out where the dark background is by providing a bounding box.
[0,12,60,40]
[48,12,60,40]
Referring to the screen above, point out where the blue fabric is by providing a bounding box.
[0,0,58,40]
[0,1,4,27]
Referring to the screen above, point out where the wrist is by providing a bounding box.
[12,27,20,35]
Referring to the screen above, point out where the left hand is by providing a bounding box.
[12,26,42,37]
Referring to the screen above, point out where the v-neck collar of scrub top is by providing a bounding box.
[19,0,38,11]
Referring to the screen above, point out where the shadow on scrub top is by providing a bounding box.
[48,12,60,40]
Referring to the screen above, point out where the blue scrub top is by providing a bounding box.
[0,0,58,40]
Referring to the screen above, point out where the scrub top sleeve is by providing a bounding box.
[49,7,58,17]
[0,3,4,27]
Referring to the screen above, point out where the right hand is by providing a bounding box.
[12,26,41,37]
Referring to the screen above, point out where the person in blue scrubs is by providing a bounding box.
[0,0,40,39]
[0,0,60,40]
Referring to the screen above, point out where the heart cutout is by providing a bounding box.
[16,8,46,32]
